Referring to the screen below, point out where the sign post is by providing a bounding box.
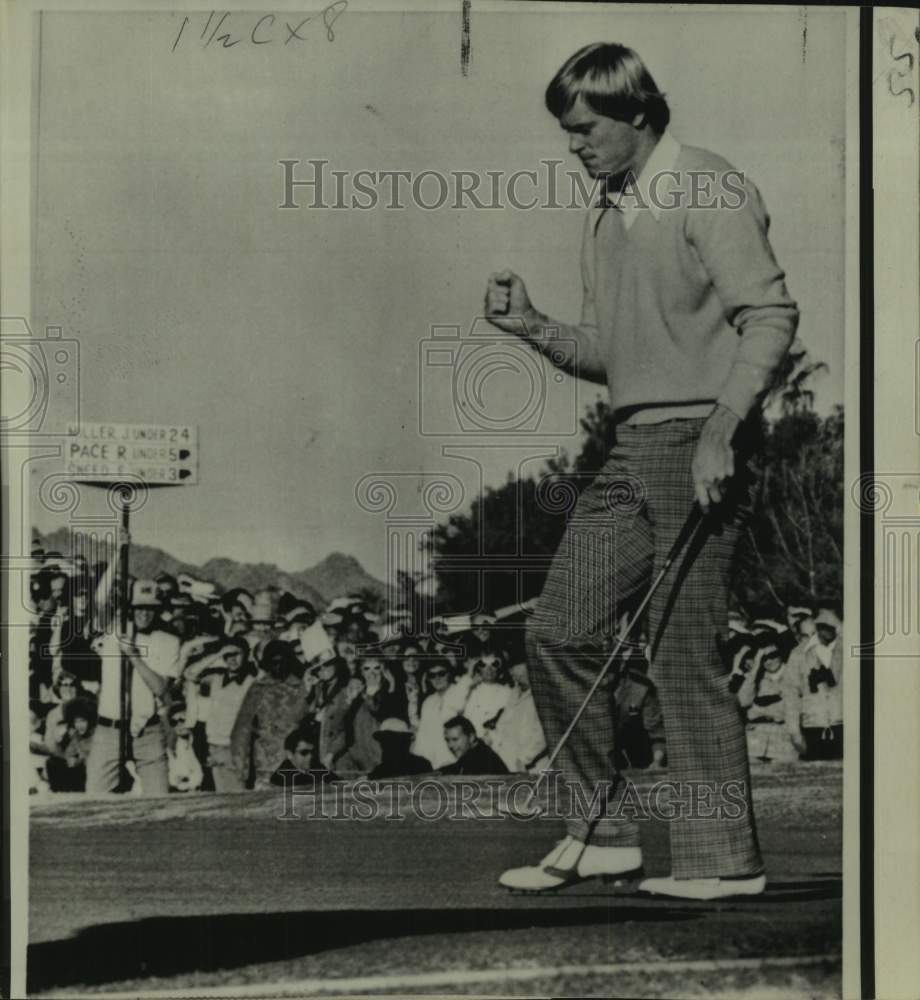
[61,421,200,789]
[118,487,131,784]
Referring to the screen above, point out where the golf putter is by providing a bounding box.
[508,501,706,819]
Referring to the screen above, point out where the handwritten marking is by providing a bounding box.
[887,32,916,107]
[461,0,471,77]
[171,4,347,52]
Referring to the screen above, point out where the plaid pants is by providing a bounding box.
[527,417,763,878]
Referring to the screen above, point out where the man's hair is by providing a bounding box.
[443,715,475,738]
[545,42,670,134]
[284,724,317,755]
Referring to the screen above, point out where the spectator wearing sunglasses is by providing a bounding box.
[412,658,466,769]
[462,652,512,738]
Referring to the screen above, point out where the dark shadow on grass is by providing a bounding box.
[28,905,700,992]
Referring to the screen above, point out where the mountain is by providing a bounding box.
[32,527,389,608]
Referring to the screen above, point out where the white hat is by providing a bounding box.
[374,718,413,739]
[130,580,160,608]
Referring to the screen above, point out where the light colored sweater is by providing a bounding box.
[570,135,798,419]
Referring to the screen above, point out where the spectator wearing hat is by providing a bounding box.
[784,608,843,760]
[461,653,513,738]
[231,639,309,789]
[440,716,508,776]
[85,579,180,795]
[46,697,96,792]
[483,662,547,772]
[185,635,258,792]
[305,656,352,769]
[244,588,281,659]
[367,718,432,779]
[270,725,340,788]
[155,573,179,607]
[412,657,467,769]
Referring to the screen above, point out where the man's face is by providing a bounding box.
[291,740,315,773]
[444,725,472,759]
[156,580,177,602]
[560,96,644,179]
[73,716,90,736]
[478,656,500,683]
[797,617,816,640]
[510,663,529,690]
[816,624,837,647]
[428,665,450,691]
[223,647,245,674]
[50,575,67,601]
[361,659,383,688]
[133,608,156,632]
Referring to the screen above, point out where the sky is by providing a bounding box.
[29,4,849,583]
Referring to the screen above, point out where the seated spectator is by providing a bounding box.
[784,608,843,760]
[610,654,666,770]
[440,716,508,776]
[270,725,340,788]
[46,697,96,792]
[483,661,547,772]
[462,652,512,738]
[231,639,309,789]
[412,658,467,769]
[367,718,431,779]
[167,702,204,792]
[29,700,51,795]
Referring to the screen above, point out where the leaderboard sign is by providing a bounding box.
[64,422,198,486]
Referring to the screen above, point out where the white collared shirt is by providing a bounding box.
[600,130,681,230]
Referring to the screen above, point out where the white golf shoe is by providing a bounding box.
[498,836,644,893]
[638,873,767,900]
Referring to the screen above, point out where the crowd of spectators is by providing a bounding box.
[26,542,843,798]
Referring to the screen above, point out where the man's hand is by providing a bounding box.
[116,632,140,658]
[485,271,534,333]
[691,405,741,511]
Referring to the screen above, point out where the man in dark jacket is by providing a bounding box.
[270,725,339,789]
[367,718,431,779]
[440,716,508,776]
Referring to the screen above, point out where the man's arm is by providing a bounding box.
[119,637,169,699]
[688,175,798,509]
[485,215,608,383]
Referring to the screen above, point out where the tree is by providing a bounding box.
[426,348,842,616]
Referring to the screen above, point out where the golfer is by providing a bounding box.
[485,43,798,899]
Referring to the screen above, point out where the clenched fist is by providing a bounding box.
[484,270,533,334]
